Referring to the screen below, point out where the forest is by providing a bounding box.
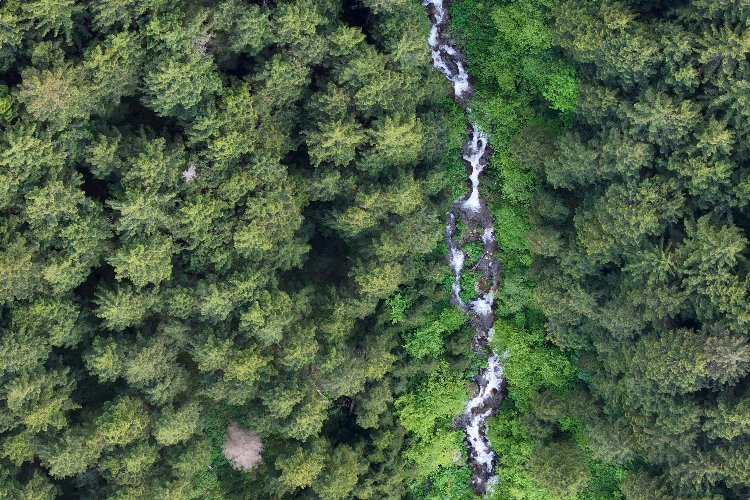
[1,0,749,499]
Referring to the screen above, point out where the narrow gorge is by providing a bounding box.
[424,0,506,495]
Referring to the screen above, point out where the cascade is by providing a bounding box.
[424,0,506,494]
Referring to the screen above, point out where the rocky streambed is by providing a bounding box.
[424,0,506,494]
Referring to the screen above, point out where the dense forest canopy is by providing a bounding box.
[0,0,472,497]
[534,0,750,497]
[3,0,750,498]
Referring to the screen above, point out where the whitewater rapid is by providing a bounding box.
[424,0,505,495]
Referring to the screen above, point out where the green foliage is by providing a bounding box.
[109,236,175,288]
[492,319,576,408]
[312,445,368,500]
[403,428,465,477]
[580,462,627,500]
[463,241,484,264]
[485,407,546,500]
[494,204,531,254]
[4,368,79,433]
[153,401,202,446]
[458,269,481,303]
[403,307,466,359]
[411,465,475,500]
[527,440,591,498]
[95,286,156,331]
[95,397,150,448]
[17,65,93,129]
[396,362,467,478]
[386,292,412,324]
[306,118,366,167]
[275,440,327,492]
[396,364,466,439]
[0,84,14,123]
[21,0,80,43]
[542,65,579,113]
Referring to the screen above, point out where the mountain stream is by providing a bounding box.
[424,0,506,494]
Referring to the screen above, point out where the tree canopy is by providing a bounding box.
[0,0,470,497]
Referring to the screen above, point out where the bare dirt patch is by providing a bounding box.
[222,423,263,472]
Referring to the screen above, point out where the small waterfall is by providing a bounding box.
[424,0,506,495]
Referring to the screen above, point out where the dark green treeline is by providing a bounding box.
[533,0,750,498]
[0,0,469,497]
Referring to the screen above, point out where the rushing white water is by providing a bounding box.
[482,228,495,245]
[446,213,466,308]
[450,247,465,275]
[425,0,471,98]
[471,293,493,318]
[463,125,488,212]
[424,0,505,494]
[466,345,504,474]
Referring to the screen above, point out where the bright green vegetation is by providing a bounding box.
[439,0,750,498]
[449,1,620,498]
[401,0,619,496]
[422,0,750,498]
